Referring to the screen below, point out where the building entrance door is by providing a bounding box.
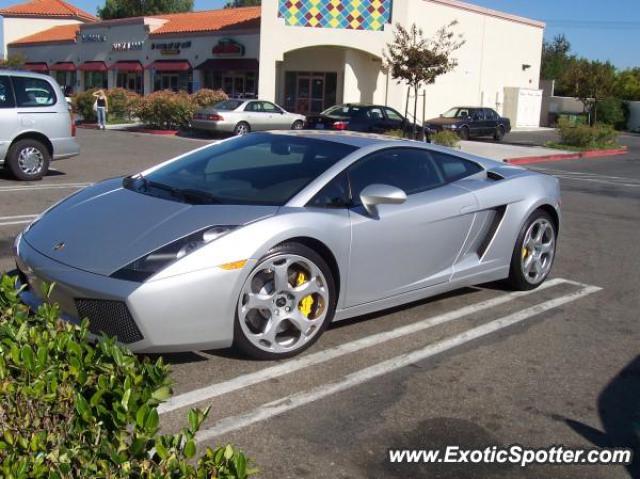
[295,74,325,115]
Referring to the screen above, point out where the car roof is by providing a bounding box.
[0,69,55,81]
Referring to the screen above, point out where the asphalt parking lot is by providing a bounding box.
[1,129,639,478]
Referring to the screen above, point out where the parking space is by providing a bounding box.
[1,129,638,478]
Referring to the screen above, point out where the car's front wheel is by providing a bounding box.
[234,243,336,359]
[7,139,50,181]
[507,210,557,290]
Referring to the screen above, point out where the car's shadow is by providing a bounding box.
[0,167,66,183]
[553,355,640,477]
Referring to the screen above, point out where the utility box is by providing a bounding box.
[503,87,543,128]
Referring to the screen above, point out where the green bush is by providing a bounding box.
[431,130,460,148]
[72,88,98,122]
[136,90,195,130]
[191,88,228,108]
[557,119,619,148]
[0,274,256,478]
[595,97,627,130]
[107,88,140,122]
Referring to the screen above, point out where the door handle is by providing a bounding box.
[460,204,476,214]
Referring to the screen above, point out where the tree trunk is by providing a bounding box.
[413,85,419,140]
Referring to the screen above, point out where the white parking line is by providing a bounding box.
[195,283,601,442]
[0,214,38,227]
[159,277,568,415]
[0,182,91,193]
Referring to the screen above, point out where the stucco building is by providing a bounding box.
[5,0,545,126]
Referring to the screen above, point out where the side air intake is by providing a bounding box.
[477,206,507,258]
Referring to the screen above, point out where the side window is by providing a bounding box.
[484,109,497,120]
[348,148,445,203]
[308,173,350,208]
[244,101,261,112]
[472,109,484,121]
[384,107,404,122]
[11,76,56,107]
[0,77,15,108]
[431,152,483,183]
[368,107,384,120]
[261,101,281,113]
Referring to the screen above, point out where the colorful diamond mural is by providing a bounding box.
[278,0,393,31]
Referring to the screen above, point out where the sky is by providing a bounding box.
[1,0,638,69]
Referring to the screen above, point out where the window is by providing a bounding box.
[132,133,357,206]
[213,100,243,111]
[471,109,485,121]
[368,107,384,120]
[384,107,404,122]
[261,101,282,113]
[308,173,350,208]
[0,77,15,108]
[11,76,56,107]
[244,101,262,112]
[349,148,445,203]
[484,108,498,120]
[86,71,108,90]
[431,152,483,182]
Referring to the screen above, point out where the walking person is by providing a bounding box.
[93,90,108,130]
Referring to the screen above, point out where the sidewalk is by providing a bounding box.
[459,141,571,162]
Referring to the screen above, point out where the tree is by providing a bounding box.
[384,22,464,139]
[0,54,26,69]
[541,34,573,81]
[98,0,193,20]
[614,68,640,101]
[225,0,260,7]
[564,59,617,125]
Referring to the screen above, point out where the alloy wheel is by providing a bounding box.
[238,254,330,354]
[17,147,44,176]
[521,218,555,285]
[235,123,249,135]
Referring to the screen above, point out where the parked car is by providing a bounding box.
[0,71,79,180]
[15,131,560,358]
[425,107,511,141]
[305,104,426,140]
[192,99,305,136]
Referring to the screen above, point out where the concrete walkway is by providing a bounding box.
[458,140,571,162]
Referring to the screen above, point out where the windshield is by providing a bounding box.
[212,100,244,111]
[125,133,357,206]
[442,108,471,119]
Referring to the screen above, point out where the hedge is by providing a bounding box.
[72,88,141,123]
[558,119,619,148]
[0,274,256,478]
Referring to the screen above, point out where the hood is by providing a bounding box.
[24,179,278,276]
[425,117,460,126]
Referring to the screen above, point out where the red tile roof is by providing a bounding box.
[150,6,261,36]
[0,0,97,22]
[9,23,79,46]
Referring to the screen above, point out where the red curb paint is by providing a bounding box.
[126,128,179,136]
[505,147,628,165]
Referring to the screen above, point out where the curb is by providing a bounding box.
[505,147,628,165]
[126,128,180,136]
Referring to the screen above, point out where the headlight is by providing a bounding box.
[111,226,236,282]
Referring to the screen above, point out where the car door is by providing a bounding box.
[11,75,63,141]
[483,108,498,134]
[261,101,288,129]
[243,101,265,130]
[468,108,486,136]
[345,147,478,307]
[383,107,407,132]
[0,75,18,162]
[367,106,387,133]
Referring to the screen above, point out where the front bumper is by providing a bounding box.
[14,236,250,353]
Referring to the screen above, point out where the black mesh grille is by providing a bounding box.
[74,299,143,344]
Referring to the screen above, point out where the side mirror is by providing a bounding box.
[360,184,407,216]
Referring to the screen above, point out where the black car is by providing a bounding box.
[305,104,426,139]
[425,107,511,141]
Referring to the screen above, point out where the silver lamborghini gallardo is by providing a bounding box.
[13,131,560,358]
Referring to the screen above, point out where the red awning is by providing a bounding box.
[22,62,48,73]
[79,61,108,72]
[195,59,258,72]
[110,61,143,73]
[146,60,191,72]
[49,62,76,72]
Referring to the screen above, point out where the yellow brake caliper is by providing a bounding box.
[296,272,314,318]
[522,246,529,260]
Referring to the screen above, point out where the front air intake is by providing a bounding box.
[75,299,144,344]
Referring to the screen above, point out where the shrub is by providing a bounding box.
[136,90,195,130]
[558,119,618,148]
[73,88,98,122]
[191,88,228,108]
[0,274,256,478]
[431,130,460,148]
[107,88,140,122]
[595,97,627,130]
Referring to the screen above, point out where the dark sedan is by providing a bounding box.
[425,107,511,141]
[305,104,426,140]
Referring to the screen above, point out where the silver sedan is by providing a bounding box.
[192,99,306,135]
[14,131,560,359]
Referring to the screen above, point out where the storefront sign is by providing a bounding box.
[151,41,192,55]
[112,41,144,52]
[78,32,106,43]
[212,38,245,57]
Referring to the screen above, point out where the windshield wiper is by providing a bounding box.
[126,175,220,204]
[175,188,221,205]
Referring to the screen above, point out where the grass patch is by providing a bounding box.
[545,141,625,152]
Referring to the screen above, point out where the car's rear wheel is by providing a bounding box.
[234,243,336,359]
[234,122,251,136]
[458,126,470,141]
[494,125,506,142]
[7,139,50,181]
[507,210,557,290]
[292,120,304,130]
